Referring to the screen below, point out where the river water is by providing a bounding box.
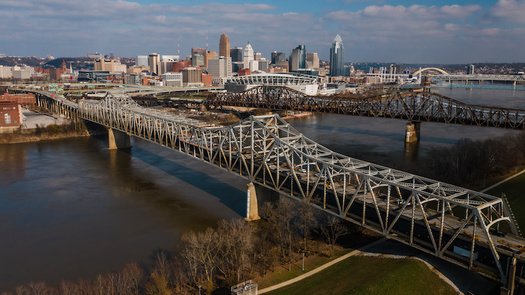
[0,88,524,290]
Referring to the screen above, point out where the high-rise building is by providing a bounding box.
[254,52,262,60]
[289,48,300,72]
[306,53,319,70]
[467,64,475,75]
[191,48,206,56]
[208,56,232,86]
[148,53,160,75]
[289,45,306,72]
[204,51,218,67]
[230,47,243,63]
[271,51,285,64]
[208,56,232,78]
[329,34,345,76]
[192,54,204,67]
[136,55,148,67]
[243,42,254,71]
[219,34,230,58]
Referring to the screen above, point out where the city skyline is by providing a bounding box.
[1,0,525,63]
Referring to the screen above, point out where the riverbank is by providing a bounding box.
[0,123,89,144]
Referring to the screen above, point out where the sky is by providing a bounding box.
[1,0,525,64]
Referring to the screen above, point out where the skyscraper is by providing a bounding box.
[329,34,345,76]
[219,34,230,58]
[230,47,243,63]
[243,42,254,70]
[148,53,160,75]
[289,45,306,72]
[307,53,319,70]
[271,51,285,65]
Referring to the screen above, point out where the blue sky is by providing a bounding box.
[1,0,524,63]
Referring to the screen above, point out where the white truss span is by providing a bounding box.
[79,93,522,281]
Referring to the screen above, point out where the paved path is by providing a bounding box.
[480,168,525,193]
[258,238,387,294]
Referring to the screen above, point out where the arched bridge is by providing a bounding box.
[206,86,525,129]
[412,67,449,76]
[14,90,525,284]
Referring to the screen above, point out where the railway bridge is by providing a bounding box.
[13,89,525,291]
[206,86,525,143]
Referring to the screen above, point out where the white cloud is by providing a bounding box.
[489,0,525,23]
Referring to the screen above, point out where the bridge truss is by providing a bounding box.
[206,86,525,129]
[80,93,520,281]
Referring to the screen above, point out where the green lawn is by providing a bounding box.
[486,171,525,230]
[264,256,458,295]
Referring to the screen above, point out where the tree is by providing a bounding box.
[320,215,349,256]
[180,227,221,293]
[217,219,255,285]
[295,198,317,254]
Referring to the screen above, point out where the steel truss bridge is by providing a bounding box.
[206,86,525,129]
[14,90,525,286]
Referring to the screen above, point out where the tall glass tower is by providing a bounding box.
[330,34,345,76]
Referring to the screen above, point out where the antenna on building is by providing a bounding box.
[177,41,180,56]
[206,33,208,51]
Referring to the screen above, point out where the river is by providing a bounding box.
[0,88,524,290]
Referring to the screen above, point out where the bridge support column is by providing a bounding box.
[108,128,131,150]
[245,183,260,222]
[405,121,421,143]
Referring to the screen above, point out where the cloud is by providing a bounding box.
[489,0,525,23]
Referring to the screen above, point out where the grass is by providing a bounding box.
[486,170,525,230]
[256,247,353,289]
[263,256,458,295]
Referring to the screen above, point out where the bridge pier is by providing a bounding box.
[405,121,421,143]
[108,128,131,150]
[245,183,261,221]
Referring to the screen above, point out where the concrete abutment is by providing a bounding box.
[108,128,132,150]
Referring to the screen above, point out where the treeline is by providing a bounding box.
[416,132,525,187]
[0,122,87,144]
[2,198,362,295]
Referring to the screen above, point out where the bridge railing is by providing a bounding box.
[79,93,522,281]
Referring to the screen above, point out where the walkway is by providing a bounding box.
[258,238,387,294]
[480,168,525,193]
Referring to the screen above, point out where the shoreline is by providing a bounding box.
[281,111,313,120]
[0,131,90,145]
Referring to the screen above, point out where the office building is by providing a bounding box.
[180,67,202,86]
[230,47,243,63]
[306,53,319,70]
[258,60,270,72]
[125,73,143,85]
[289,48,301,72]
[329,34,345,76]
[148,53,160,75]
[136,55,148,67]
[191,48,206,56]
[271,52,285,65]
[243,42,254,71]
[208,56,232,79]
[162,72,183,87]
[467,64,475,75]
[204,51,218,68]
[220,34,230,58]
[192,54,204,67]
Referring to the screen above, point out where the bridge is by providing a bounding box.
[205,86,525,139]
[12,89,525,290]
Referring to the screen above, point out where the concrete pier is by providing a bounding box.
[108,128,131,150]
[245,183,261,221]
[405,121,421,143]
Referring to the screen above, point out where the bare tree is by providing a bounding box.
[27,282,46,295]
[320,215,349,256]
[217,219,255,285]
[180,227,221,293]
[120,263,144,295]
[295,198,317,254]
